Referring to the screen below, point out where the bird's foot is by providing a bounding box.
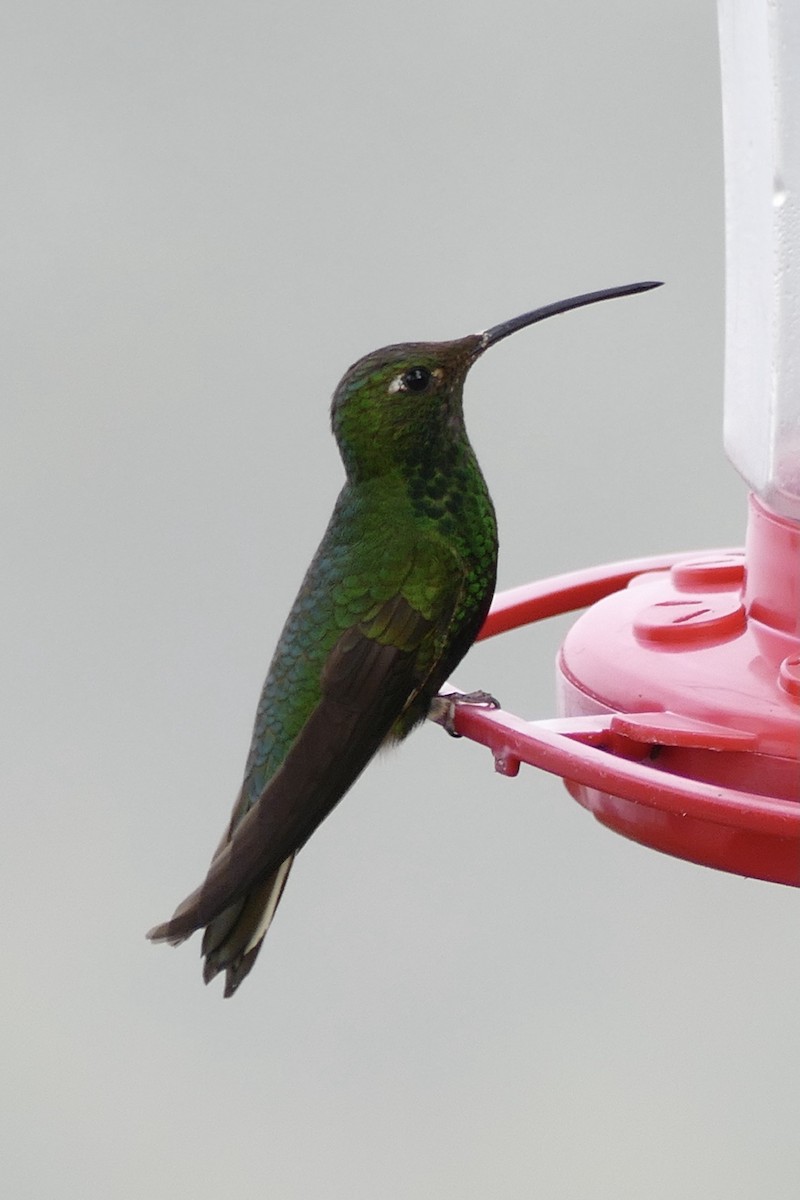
[428,690,500,738]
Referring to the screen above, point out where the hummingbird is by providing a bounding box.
[147,280,661,996]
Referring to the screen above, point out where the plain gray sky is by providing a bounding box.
[3,2,798,1198]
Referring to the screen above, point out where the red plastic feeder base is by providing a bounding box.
[447,496,799,886]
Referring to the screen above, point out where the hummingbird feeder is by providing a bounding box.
[441,0,800,886]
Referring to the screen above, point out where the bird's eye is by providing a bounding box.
[401,366,432,393]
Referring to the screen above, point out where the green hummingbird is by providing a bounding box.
[147,281,661,995]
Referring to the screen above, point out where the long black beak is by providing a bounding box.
[479,281,662,352]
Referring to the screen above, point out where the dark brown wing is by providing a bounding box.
[147,595,438,946]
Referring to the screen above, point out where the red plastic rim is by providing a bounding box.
[442,551,800,886]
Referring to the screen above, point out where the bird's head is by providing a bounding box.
[330,282,662,482]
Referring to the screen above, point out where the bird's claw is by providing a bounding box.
[427,690,500,738]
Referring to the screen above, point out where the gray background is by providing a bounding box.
[3,2,798,1198]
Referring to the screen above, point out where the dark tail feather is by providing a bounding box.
[202,854,295,997]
